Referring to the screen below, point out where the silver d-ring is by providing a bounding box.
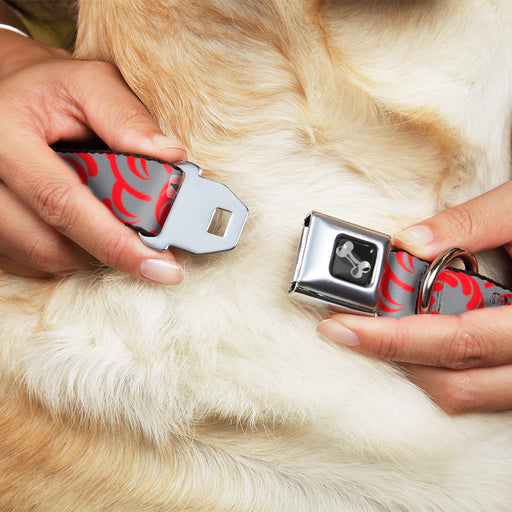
[418,247,478,314]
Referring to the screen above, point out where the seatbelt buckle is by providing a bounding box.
[140,161,248,254]
[289,211,391,316]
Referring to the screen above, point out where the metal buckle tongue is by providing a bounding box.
[139,161,248,254]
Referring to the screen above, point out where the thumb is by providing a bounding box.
[392,181,512,260]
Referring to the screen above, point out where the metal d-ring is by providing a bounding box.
[418,247,478,314]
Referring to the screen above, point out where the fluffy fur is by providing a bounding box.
[1,0,512,510]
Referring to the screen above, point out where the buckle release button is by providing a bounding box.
[330,236,378,287]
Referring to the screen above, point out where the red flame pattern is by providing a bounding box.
[59,151,182,235]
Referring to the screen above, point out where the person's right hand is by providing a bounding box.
[0,29,187,283]
[318,180,512,414]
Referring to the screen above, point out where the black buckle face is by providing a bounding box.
[330,235,378,287]
[289,212,391,316]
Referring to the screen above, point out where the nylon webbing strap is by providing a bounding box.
[379,250,512,318]
[58,150,183,236]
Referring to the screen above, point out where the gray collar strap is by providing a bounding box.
[58,149,248,254]
[56,154,510,319]
[289,211,512,318]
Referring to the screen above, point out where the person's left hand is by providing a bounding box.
[0,30,187,282]
[317,181,512,414]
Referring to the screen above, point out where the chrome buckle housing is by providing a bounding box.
[289,212,391,316]
[140,162,248,254]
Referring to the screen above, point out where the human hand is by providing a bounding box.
[0,30,186,282]
[318,181,512,414]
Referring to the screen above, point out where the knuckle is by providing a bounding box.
[68,61,124,104]
[78,60,119,81]
[375,337,399,360]
[374,322,403,360]
[27,238,65,274]
[115,103,153,131]
[442,318,487,369]
[50,47,72,61]
[436,371,482,414]
[33,183,78,231]
[441,204,478,242]
[101,232,131,271]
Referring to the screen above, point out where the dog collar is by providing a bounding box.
[58,149,248,254]
[289,211,512,318]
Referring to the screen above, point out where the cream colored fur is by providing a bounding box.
[1,0,512,510]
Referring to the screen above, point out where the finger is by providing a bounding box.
[317,307,512,369]
[0,254,53,278]
[404,363,512,414]
[0,182,93,272]
[392,180,512,260]
[0,140,184,284]
[2,59,186,161]
[62,61,187,162]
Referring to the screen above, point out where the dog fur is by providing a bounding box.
[1,0,512,510]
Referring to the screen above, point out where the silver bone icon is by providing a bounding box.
[336,240,372,279]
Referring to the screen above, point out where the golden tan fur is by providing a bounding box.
[1,1,512,510]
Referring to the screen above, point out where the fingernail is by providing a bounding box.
[317,319,360,347]
[151,134,187,160]
[139,259,184,285]
[394,225,434,249]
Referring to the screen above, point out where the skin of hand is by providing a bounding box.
[0,28,187,284]
[318,181,512,414]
